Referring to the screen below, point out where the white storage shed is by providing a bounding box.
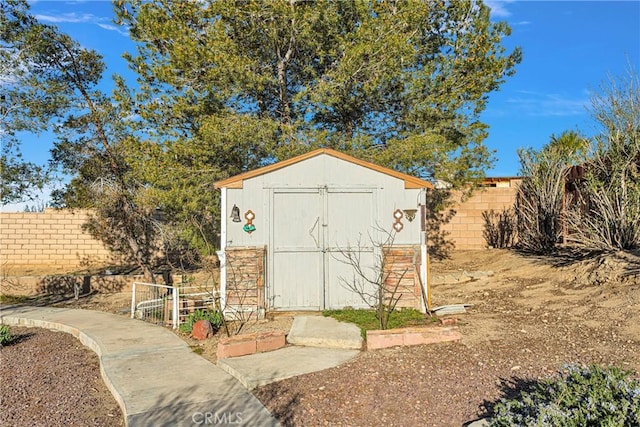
[214,148,433,317]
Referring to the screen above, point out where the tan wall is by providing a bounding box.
[441,181,520,250]
[1,274,140,296]
[0,209,114,273]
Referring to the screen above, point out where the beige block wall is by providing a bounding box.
[0,209,114,272]
[441,182,519,250]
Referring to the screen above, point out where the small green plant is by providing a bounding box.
[0,325,15,347]
[489,364,640,426]
[179,309,223,334]
[323,308,435,337]
[190,345,204,355]
[0,294,31,304]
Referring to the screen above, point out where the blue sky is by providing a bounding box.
[4,0,640,209]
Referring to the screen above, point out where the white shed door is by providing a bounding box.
[325,189,376,310]
[271,189,324,310]
[270,188,376,310]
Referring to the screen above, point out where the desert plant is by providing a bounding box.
[482,208,517,248]
[179,309,223,334]
[565,68,640,251]
[489,364,640,426]
[516,147,569,253]
[0,325,15,347]
[515,130,590,254]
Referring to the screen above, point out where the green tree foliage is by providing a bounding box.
[1,0,161,280]
[3,0,522,268]
[547,130,590,164]
[114,0,521,251]
[1,0,53,203]
[0,156,46,204]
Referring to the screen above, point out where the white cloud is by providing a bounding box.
[34,13,102,24]
[34,12,129,37]
[485,0,514,18]
[506,91,589,117]
[97,23,129,37]
[0,48,28,86]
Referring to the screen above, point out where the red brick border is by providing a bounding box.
[217,330,286,359]
[366,326,461,350]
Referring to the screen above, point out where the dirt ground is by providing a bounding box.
[254,249,640,426]
[0,327,124,427]
[2,249,640,426]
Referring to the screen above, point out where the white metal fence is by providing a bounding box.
[131,282,218,329]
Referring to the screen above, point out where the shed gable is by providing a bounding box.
[214,148,433,190]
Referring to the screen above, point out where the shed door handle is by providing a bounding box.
[309,217,320,248]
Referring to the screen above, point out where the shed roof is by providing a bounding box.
[213,148,434,190]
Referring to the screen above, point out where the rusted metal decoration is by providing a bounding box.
[403,208,417,222]
[393,208,404,232]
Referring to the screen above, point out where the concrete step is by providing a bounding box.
[286,316,363,350]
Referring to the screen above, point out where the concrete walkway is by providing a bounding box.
[0,306,279,427]
[218,346,360,390]
[218,316,362,390]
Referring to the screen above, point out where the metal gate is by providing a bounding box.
[269,187,378,310]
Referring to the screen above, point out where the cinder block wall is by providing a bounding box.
[0,209,113,271]
[440,180,520,250]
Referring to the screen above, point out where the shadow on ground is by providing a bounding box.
[253,382,301,427]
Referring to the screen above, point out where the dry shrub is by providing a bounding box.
[482,208,516,248]
[565,68,640,251]
[515,148,567,253]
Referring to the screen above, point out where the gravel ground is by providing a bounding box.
[2,250,639,426]
[254,250,640,426]
[254,318,640,427]
[0,327,124,427]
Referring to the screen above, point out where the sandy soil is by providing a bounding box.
[2,249,639,426]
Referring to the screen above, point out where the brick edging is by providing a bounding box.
[366,325,462,350]
[217,330,286,359]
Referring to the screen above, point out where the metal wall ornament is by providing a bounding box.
[403,208,417,222]
[243,210,256,234]
[393,209,404,232]
[231,204,241,222]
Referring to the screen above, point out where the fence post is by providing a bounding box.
[131,282,137,319]
[172,286,179,329]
